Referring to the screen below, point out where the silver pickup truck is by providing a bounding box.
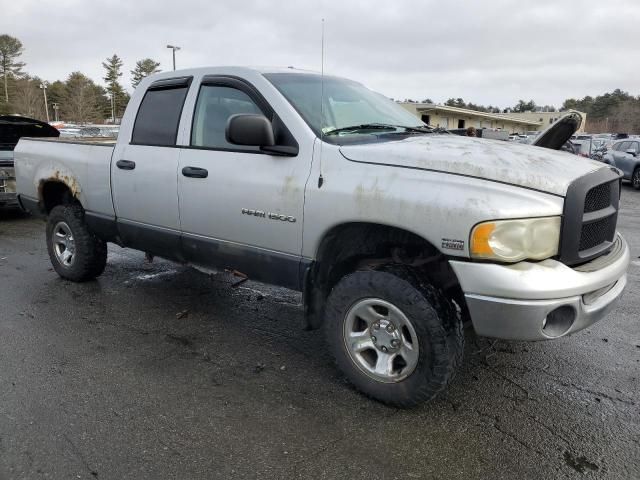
[14,67,630,406]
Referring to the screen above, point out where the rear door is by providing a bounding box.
[177,76,307,289]
[111,76,191,259]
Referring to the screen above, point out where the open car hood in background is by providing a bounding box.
[0,115,59,151]
[532,112,582,150]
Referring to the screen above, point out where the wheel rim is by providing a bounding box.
[633,170,640,188]
[52,221,76,268]
[343,298,420,383]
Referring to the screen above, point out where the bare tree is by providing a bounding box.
[10,76,46,119]
[63,72,107,124]
[0,34,26,103]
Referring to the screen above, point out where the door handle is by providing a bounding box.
[116,160,136,170]
[182,166,208,178]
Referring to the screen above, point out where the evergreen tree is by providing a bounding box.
[131,58,161,88]
[102,54,127,120]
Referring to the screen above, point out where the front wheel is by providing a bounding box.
[46,204,107,282]
[324,268,464,407]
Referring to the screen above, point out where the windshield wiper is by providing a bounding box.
[324,124,399,135]
[324,123,439,136]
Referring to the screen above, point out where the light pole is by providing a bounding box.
[166,44,181,71]
[39,82,50,123]
[52,103,59,122]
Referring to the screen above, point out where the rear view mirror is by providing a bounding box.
[625,149,637,157]
[226,114,275,147]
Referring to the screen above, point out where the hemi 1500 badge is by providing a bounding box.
[242,208,296,223]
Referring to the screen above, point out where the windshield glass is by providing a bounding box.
[264,73,425,139]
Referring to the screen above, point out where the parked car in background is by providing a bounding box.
[574,138,608,158]
[0,116,59,208]
[561,141,578,154]
[448,128,509,141]
[603,139,640,188]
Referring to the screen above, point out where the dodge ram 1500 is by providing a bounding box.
[15,67,630,406]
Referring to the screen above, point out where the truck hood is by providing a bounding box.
[339,134,606,196]
[532,112,581,150]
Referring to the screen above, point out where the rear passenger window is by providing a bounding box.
[131,82,190,146]
[191,85,263,151]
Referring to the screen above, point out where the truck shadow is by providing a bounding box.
[0,207,30,221]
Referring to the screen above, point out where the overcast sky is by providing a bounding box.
[3,0,638,108]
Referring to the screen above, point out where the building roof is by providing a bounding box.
[400,102,542,127]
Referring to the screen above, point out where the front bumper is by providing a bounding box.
[449,233,630,340]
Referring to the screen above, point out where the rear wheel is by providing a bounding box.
[46,204,107,282]
[632,167,640,190]
[324,268,464,407]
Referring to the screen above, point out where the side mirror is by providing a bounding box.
[226,114,275,147]
[625,149,637,157]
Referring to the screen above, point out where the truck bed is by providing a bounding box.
[14,137,116,218]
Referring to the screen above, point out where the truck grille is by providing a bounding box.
[559,168,621,266]
[583,182,611,213]
[579,215,616,251]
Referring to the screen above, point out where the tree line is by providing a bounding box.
[562,90,640,134]
[0,34,160,124]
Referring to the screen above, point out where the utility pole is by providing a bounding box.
[166,45,181,71]
[52,103,59,122]
[39,81,50,122]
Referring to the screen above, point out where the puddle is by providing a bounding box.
[135,270,177,281]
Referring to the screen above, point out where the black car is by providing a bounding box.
[0,116,59,208]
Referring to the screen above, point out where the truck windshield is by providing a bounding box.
[264,73,427,140]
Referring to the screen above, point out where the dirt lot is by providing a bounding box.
[1,186,639,480]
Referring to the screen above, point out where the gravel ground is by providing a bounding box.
[0,185,639,480]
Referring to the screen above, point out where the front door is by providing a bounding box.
[617,141,639,179]
[177,78,308,289]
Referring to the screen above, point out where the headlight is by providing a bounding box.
[470,216,561,262]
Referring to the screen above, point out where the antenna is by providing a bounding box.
[318,18,325,188]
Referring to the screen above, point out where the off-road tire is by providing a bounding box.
[46,204,107,282]
[324,267,464,407]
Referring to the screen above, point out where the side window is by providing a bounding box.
[191,85,263,150]
[618,141,630,152]
[631,142,640,153]
[132,85,189,146]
